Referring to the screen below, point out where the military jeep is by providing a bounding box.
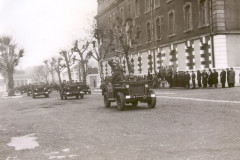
[103,81,156,111]
[32,86,50,98]
[59,84,84,100]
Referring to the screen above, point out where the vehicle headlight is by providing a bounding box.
[145,84,149,88]
[126,85,130,88]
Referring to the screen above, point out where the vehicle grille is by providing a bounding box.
[130,83,145,95]
[69,87,79,92]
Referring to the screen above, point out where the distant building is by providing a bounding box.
[96,0,240,76]
[13,70,32,87]
[62,67,100,88]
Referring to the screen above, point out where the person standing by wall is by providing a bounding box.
[197,70,202,88]
[186,71,191,89]
[220,69,226,88]
[213,69,219,88]
[192,71,196,89]
[229,68,236,87]
[208,69,213,87]
[226,68,230,88]
[202,70,208,88]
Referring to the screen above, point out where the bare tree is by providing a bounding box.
[88,25,115,82]
[59,50,75,82]
[111,15,141,75]
[43,58,55,82]
[0,36,24,96]
[32,65,49,83]
[52,57,66,85]
[71,40,90,85]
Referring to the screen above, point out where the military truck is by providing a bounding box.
[102,81,156,111]
[79,83,91,94]
[59,84,84,100]
[32,85,50,98]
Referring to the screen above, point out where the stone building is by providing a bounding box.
[95,0,240,77]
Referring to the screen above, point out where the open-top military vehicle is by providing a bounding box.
[32,85,50,98]
[102,80,156,111]
[59,84,84,100]
[79,83,91,94]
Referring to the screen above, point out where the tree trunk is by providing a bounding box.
[66,63,72,82]
[78,63,82,82]
[57,71,62,85]
[7,69,15,96]
[51,70,55,82]
[124,51,133,75]
[81,61,87,85]
[99,62,104,84]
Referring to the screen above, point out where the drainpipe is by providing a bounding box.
[209,0,215,68]
[151,0,156,74]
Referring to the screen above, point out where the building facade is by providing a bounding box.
[96,0,240,77]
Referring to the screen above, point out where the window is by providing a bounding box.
[155,17,162,39]
[199,0,209,27]
[184,3,193,31]
[154,0,160,8]
[135,0,140,17]
[145,0,151,13]
[127,2,131,18]
[146,22,151,42]
[168,10,175,36]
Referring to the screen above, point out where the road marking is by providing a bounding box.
[157,96,240,104]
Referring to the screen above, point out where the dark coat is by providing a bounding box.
[208,72,214,85]
[229,70,235,84]
[220,70,226,83]
[213,72,219,84]
[197,71,202,81]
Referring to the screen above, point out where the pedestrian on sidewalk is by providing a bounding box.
[197,70,202,88]
[213,69,219,88]
[220,69,226,88]
[192,71,196,89]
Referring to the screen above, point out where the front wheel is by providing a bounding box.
[76,95,79,99]
[60,94,63,100]
[147,90,156,108]
[117,92,125,111]
[80,94,84,99]
[104,94,111,108]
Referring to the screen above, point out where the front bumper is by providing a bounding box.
[33,92,49,96]
[125,94,156,102]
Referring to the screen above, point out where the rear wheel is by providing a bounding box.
[147,90,156,108]
[117,92,125,111]
[104,93,111,108]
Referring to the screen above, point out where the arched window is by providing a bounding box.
[199,0,209,26]
[168,10,175,35]
[146,22,151,42]
[184,2,193,31]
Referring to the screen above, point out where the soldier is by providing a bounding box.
[202,69,208,88]
[213,69,219,88]
[220,69,226,88]
[191,71,196,89]
[186,71,191,89]
[208,69,213,87]
[108,58,124,84]
[226,68,230,87]
[197,70,202,88]
[229,68,235,87]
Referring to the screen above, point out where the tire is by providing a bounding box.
[32,95,36,99]
[89,91,91,94]
[76,95,79,99]
[131,100,138,107]
[64,94,68,100]
[104,93,111,108]
[117,92,125,111]
[60,94,63,100]
[147,90,156,108]
[45,94,49,98]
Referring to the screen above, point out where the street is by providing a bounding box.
[0,88,240,160]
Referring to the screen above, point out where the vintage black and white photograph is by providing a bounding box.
[0,0,240,159]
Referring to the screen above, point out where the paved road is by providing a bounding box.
[0,88,240,160]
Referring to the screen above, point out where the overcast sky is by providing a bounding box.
[0,0,97,68]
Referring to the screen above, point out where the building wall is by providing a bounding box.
[226,35,240,67]
[224,0,240,30]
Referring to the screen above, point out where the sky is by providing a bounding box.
[0,0,97,68]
